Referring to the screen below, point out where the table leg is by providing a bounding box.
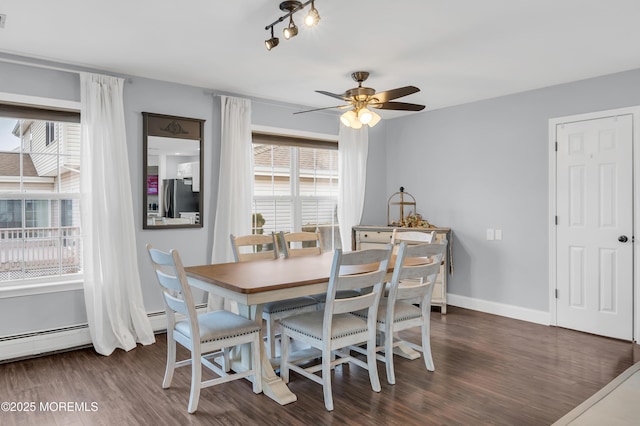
[392,333,421,360]
[233,304,297,405]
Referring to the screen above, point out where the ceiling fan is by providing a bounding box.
[295,71,426,128]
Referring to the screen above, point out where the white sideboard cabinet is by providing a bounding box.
[352,225,452,314]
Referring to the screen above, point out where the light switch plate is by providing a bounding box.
[486,228,495,240]
[0,15,6,29]
[495,229,502,240]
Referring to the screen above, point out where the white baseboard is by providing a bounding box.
[0,310,179,362]
[447,294,551,325]
[1,299,550,362]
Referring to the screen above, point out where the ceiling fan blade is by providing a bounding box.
[316,90,351,101]
[371,101,426,111]
[294,105,350,114]
[371,86,420,103]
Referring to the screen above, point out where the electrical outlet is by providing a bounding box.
[495,229,503,240]
[486,228,495,241]
[0,14,6,29]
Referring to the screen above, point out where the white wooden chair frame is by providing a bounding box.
[279,246,392,411]
[351,241,446,384]
[279,230,323,258]
[147,244,262,413]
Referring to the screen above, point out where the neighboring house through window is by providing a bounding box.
[0,104,82,283]
[252,132,341,251]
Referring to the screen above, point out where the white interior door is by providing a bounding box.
[556,114,633,340]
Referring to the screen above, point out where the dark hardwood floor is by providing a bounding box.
[1,307,638,425]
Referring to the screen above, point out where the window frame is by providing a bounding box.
[0,93,83,296]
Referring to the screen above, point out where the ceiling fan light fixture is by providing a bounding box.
[305,1,320,27]
[367,110,382,127]
[340,110,358,128]
[358,108,373,125]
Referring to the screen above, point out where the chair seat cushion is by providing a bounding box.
[310,290,361,304]
[263,296,318,314]
[354,299,422,324]
[280,311,368,340]
[175,310,261,343]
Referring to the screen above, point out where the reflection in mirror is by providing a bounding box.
[142,113,204,229]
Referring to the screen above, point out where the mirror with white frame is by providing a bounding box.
[142,112,204,229]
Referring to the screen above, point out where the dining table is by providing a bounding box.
[184,250,428,405]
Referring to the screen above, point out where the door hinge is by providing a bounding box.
[555,141,558,152]
[555,216,558,225]
[555,289,558,299]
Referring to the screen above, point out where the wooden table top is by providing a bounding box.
[185,252,431,295]
[185,253,336,294]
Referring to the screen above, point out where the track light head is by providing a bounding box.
[265,26,279,51]
[265,37,279,50]
[283,16,298,39]
[305,1,320,27]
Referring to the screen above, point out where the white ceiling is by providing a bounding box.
[1,0,640,118]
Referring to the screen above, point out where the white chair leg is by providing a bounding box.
[322,348,334,411]
[383,329,396,385]
[367,336,382,392]
[187,351,202,414]
[422,312,435,372]
[280,333,290,384]
[251,334,263,394]
[163,333,176,388]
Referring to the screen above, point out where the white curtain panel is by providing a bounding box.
[338,125,369,251]
[80,73,155,355]
[208,96,253,309]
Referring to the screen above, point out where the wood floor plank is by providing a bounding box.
[1,307,638,425]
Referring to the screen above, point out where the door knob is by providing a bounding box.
[618,235,629,243]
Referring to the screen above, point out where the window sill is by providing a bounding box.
[0,277,83,299]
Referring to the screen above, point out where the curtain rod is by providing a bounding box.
[0,56,133,83]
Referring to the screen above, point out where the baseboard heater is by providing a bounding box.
[0,304,207,363]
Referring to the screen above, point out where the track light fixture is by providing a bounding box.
[264,0,320,50]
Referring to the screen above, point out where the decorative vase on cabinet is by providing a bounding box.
[352,225,452,314]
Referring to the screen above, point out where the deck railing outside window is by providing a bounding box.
[0,226,82,280]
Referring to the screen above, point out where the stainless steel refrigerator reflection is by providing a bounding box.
[163,178,199,218]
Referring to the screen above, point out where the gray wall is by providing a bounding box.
[381,68,640,312]
[0,58,337,337]
[3,53,640,337]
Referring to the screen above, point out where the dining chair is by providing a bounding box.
[279,246,393,411]
[230,233,280,262]
[230,233,319,358]
[278,230,323,258]
[390,228,436,245]
[279,231,362,307]
[386,228,438,296]
[146,244,262,414]
[351,241,446,385]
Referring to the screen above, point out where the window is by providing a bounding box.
[0,105,82,283]
[45,121,56,146]
[252,132,341,251]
